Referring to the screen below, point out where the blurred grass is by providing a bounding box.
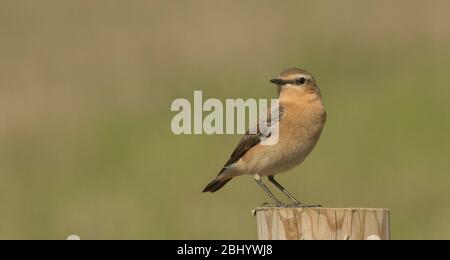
[1,0,450,239]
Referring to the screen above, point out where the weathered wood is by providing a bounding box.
[255,207,390,240]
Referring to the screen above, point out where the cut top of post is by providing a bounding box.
[254,207,390,240]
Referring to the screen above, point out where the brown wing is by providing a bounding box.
[218,105,284,174]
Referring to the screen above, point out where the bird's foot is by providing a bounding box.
[285,203,322,208]
[259,201,286,208]
[259,202,322,208]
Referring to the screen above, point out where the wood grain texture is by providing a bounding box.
[255,207,390,240]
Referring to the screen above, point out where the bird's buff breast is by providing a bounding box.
[238,102,326,176]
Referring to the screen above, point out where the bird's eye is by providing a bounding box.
[296,77,306,85]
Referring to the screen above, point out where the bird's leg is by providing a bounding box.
[254,174,284,207]
[268,176,323,207]
[268,176,301,205]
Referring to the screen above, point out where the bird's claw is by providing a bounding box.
[286,203,322,208]
[259,201,323,208]
[260,201,286,208]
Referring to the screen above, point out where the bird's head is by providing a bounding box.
[270,68,321,101]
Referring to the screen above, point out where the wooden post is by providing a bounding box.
[255,207,390,240]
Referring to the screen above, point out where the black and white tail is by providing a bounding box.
[202,177,232,193]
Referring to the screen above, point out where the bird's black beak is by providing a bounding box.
[270,78,285,85]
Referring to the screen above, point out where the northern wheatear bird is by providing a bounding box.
[203,68,326,206]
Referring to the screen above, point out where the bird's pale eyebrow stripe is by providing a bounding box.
[281,74,313,84]
[296,74,313,80]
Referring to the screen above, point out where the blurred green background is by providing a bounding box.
[1,0,450,239]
